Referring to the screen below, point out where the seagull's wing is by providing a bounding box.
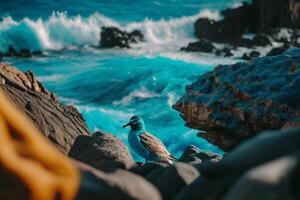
[138,132,175,162]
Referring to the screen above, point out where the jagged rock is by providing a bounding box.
[181,40,215,53]
[224,153,300,200]
[99,27,144,48]
[174,128,300,200]
[75,161,162,200]
[0,64,90,154]
[179,145,222,165]
[173,49,300,151]
[69,131,135,171]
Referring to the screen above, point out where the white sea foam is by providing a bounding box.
[113,87,160,106]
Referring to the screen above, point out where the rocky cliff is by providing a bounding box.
[174,49,300,151]
[0,64,90,154]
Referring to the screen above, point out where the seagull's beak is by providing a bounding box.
[123,122,130,128]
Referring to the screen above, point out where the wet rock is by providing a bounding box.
[194,2,259,45]
[181,40,215,53]
[19,49,32,58]
[251,34,271,46]
[7,45,19,57]
[173,48,300,151]
[99,27,143,48]
[69,131,135,172]
[242,51,260,60]
[75,161,162,200]
[0,64,90,154]
[267,45,289,56]
[154,162,200,199]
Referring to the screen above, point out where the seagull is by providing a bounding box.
[123,115,176,164]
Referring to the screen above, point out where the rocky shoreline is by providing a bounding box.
[1,45,300,199]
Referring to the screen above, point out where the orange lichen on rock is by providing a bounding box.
[0,89,79,200]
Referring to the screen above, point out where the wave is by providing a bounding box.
[0,9,220,52]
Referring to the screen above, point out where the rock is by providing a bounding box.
[130,162,170,177]
[154,162,200,200]
[69,131,135,171]
[75,161,162,200]
[179,145,222,165]
[99,27,144,48]
[7,45,19,57]
[181,40,215,53]
[242,51,261,60]
[0,64,90,154]
[175,127,300,200]
[267,45,289,56]
[224,153,300,200]
[194,2,259,45]
[173,48,300,151]
[251,34,271,46]
[19,49,32,58]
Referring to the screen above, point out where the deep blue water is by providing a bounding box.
[0,0,247,160]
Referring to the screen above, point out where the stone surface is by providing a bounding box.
[0,64,90,154]
[173,49,300,151]
[224,153,300,200]
[181,39,215,53]
[174,128,300,200]
[99,26,144,48]
[75,161,162,200]
[155,162,200,200]
[178,145,222,165]
[69,131,135,171]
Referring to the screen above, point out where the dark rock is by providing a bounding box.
[99,27,143,48]
[19,49,32,58]
[69,131,135,171]
[173,48,300,151]
[216,48,234,57]
[154,162,200,200]
[7,45,19,57]
[0,64,90,154]
[242,51,261,60]
[175,127,300,200]
[224,153,300,200]
[75,161,162,200]
[267,45,289,56]
[179,145,222,165]
[130,162,169,177]
[181,40,215,53]
[251,34,271,46]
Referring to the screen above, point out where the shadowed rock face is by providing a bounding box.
[69,131,135,171]
[0,64,90,154]
[173,49,300,151]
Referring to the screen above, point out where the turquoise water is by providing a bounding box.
[0,0,246,160]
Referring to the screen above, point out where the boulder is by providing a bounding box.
[242,51,261,60]
[99,27,144,48]
[0,64,90,154]
[175,127,300,200]
[69,131,135,171]
[130,162,170,177]
[224,153,300,200]
[75,161,162,200]
[173,49,300,151]
[267,45,289,56]
[181,40,215,53]
[179,145,222,165]
[154,162,200,199]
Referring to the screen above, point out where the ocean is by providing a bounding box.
[0,0,248,160]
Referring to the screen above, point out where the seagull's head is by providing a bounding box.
[123,115,145,131]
